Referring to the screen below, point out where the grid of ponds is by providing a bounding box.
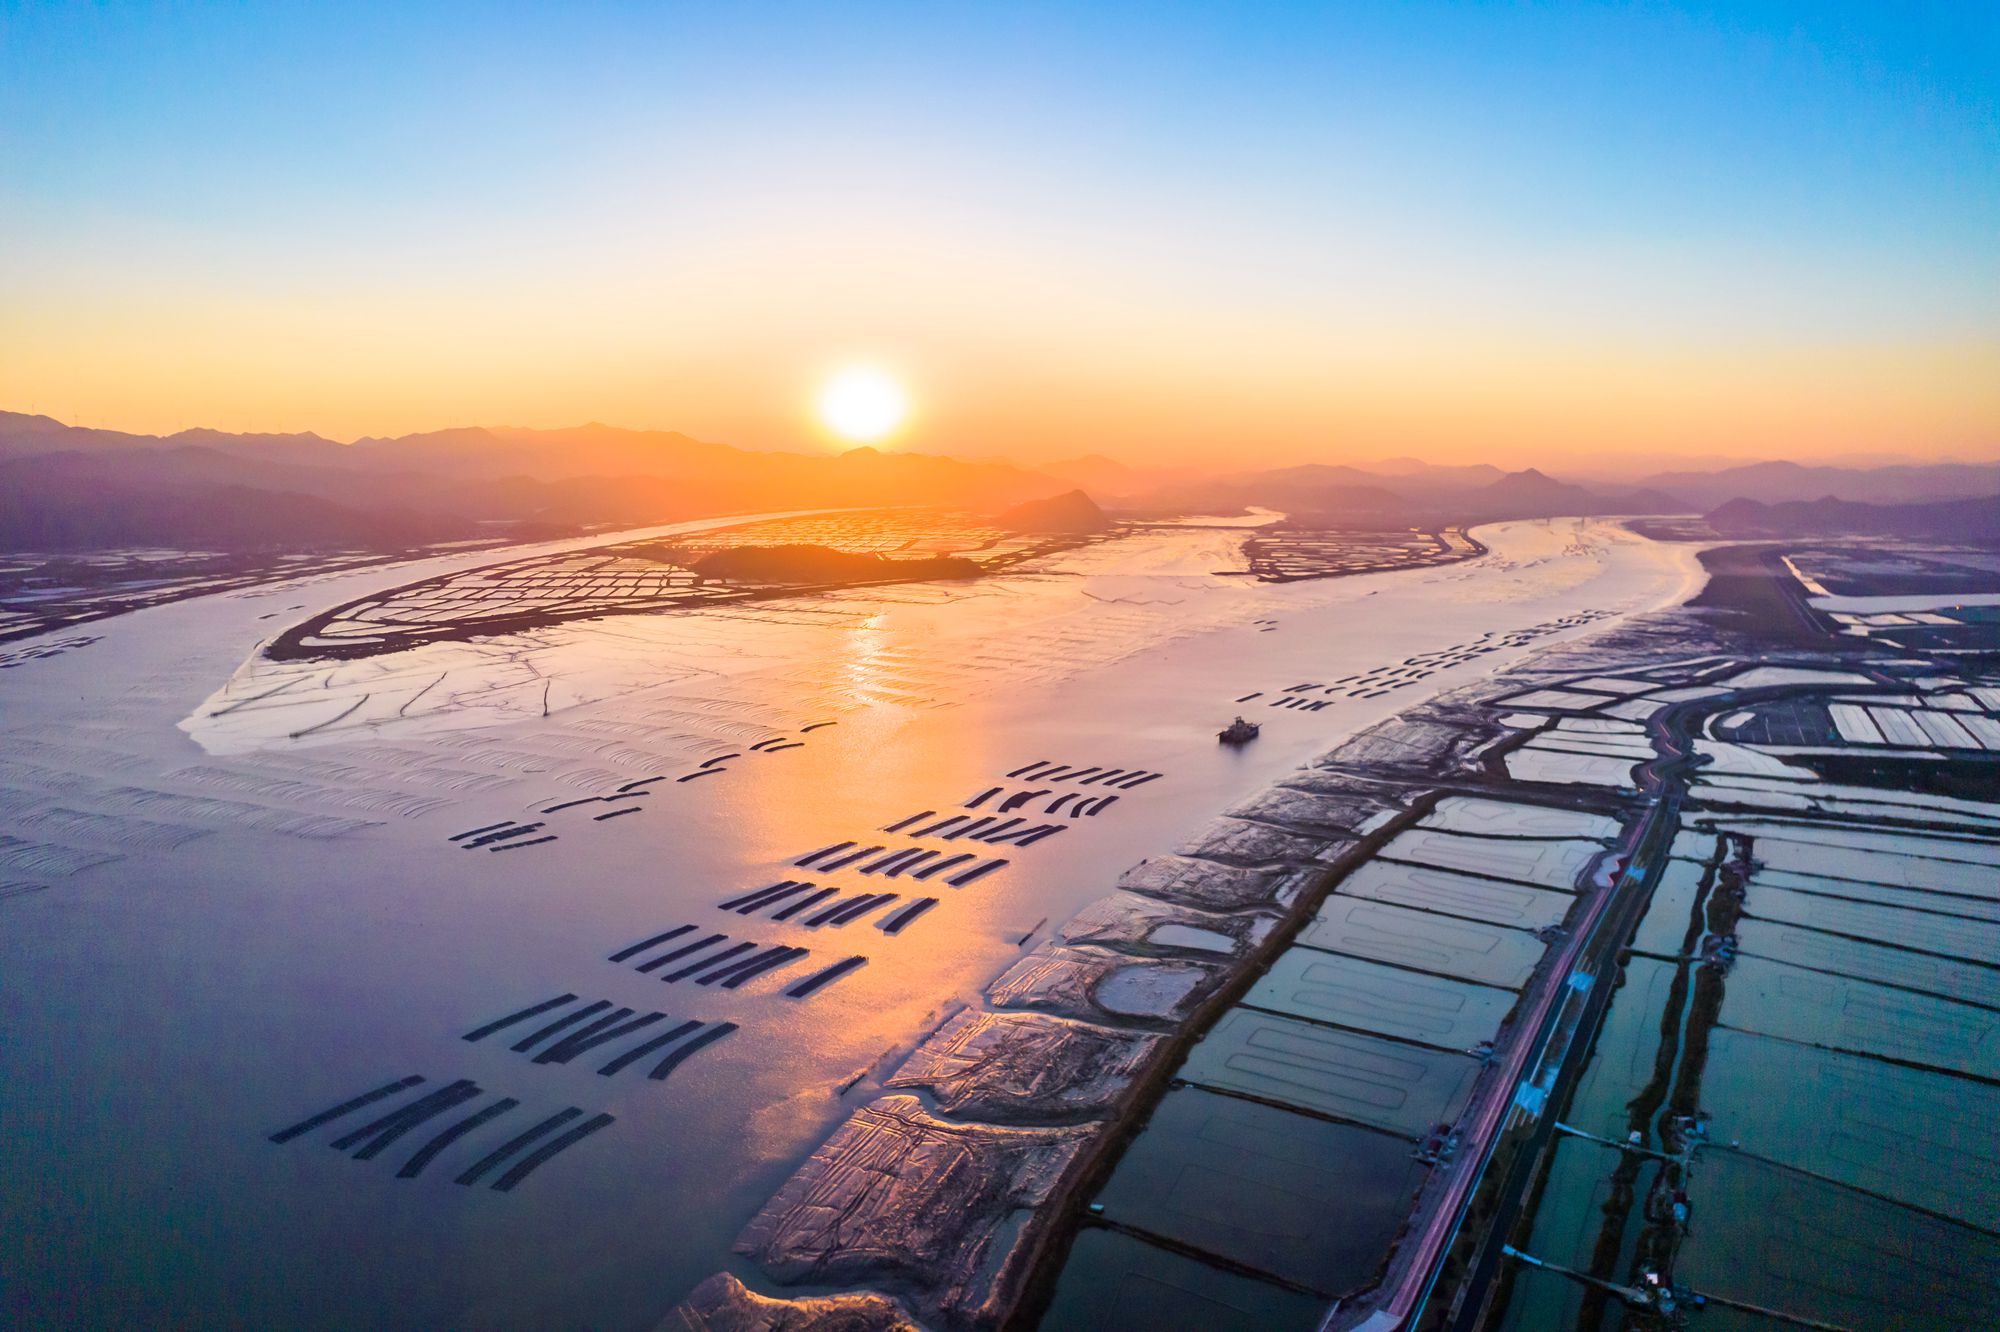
[1496,800,2000,1329]
[1038,797,1624,1326]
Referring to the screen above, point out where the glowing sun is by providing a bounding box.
[817,366,907,443]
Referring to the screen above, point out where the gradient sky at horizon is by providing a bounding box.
[2,1,1995,468]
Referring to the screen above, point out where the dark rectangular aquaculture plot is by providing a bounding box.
[946,858,1007,886]
[1676,1150,2000,1330]
[269,1075,426,1144]
[1297,897,1549,991]
[1240,949,1519,1052]
[1177,1008,1482,1139]
[329,1082,481,1156]
[1335,861,1572,932]
[635,934,728,972]
[1035,1227,1325,1332]
[1091,1086,1426,1296]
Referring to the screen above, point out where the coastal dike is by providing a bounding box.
[669,561,2000,1332]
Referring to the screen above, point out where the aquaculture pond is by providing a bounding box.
[1495,811,2000,1331]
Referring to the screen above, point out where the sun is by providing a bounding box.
[817,366,907,443]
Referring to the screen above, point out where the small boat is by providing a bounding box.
[1218,716,1260,745]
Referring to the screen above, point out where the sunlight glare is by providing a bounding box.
[818,366,907,443]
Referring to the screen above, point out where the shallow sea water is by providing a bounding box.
[0,516,1703,1329]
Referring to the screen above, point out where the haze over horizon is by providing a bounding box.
[5,2,1996,468]
[10,406,2000,489]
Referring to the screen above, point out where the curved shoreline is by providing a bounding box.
[0,518,1707,1330]
[673,526,1713,1331]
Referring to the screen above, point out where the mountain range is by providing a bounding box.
[1120,462,1683,525]
[1705,496,1999,543]
[0,414,1066,551]
[3,411,1996,553]
[1634,459,2000,510]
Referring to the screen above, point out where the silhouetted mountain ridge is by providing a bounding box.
[5,411,1996,552]
[993,489,1111,533]
[1705,496,2000,543]
[1144,463,1683,523]
[0,414,1074,552]
[1644,459,2000,509]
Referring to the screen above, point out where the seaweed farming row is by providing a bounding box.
[441,720,841,852]
[272,742,1173,1193]
[1234,609,1614,711]
[719,882,940,933]
[606,925,858,994]
[461,996,740,1079]
[268,1076,616,1192]
[260,725,877,1191]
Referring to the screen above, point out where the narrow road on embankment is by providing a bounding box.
[1349,701,1704,1332]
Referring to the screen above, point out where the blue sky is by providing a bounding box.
[2,1,1995,462]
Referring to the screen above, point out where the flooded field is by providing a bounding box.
[0,514,1700,1330]
[1790,546,2000,656]
[1008,559,2000,1332]
[265,509,1083,660]
[1492,674,2000,1330]
[0,544,516,647]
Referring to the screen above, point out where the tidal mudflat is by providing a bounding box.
[0,513,1695,1329]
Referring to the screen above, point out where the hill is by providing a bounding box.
[1134,463,1680,525]
[1643,459,2000,510]
[0,453,457,551]
[1036,455,1203,500]
[1705,496,2000,543]
[0,414,1075,552]
[993,489,1111,532]
[1469,467,1599,517]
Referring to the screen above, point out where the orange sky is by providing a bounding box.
[4,4,1996,470]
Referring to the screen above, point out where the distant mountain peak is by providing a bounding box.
[0,411,68,431]
[993,489,1110,533]
[1483,467,1580,494]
